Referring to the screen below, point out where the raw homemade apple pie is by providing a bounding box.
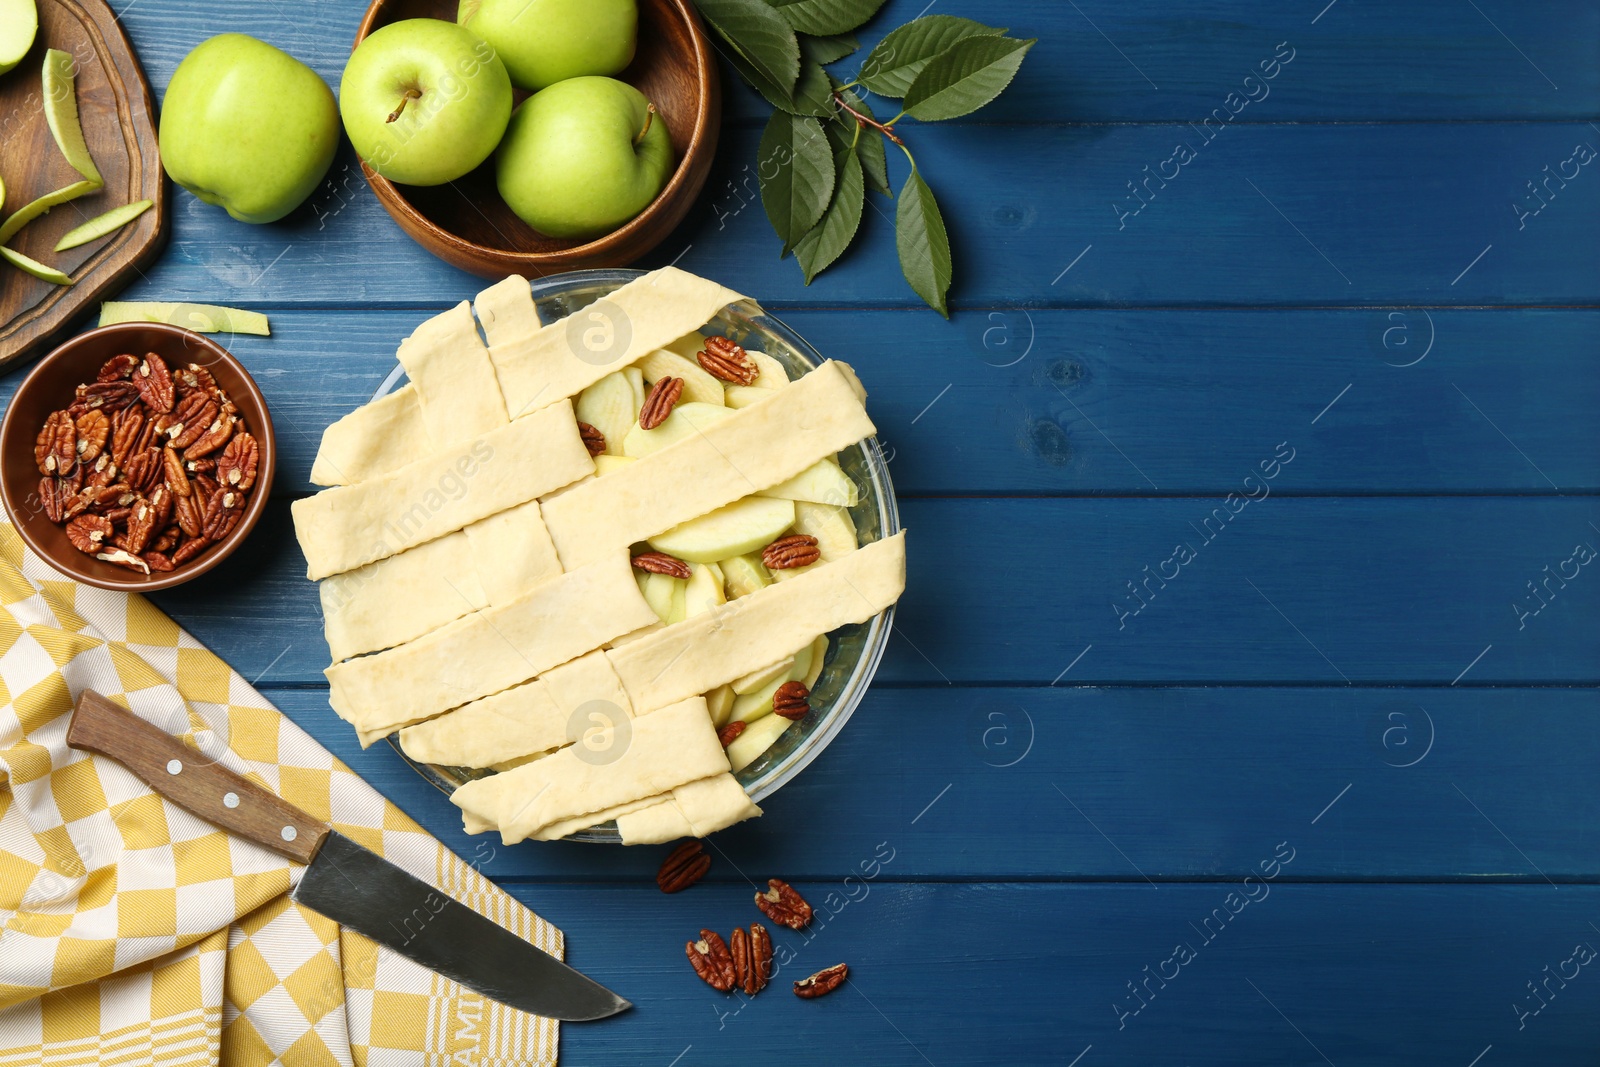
[291,268,906,845]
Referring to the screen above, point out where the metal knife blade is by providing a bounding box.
[293,832,630,1022]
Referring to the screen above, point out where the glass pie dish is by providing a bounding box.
[381,269,900,843]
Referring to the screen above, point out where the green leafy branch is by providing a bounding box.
[692,0,1034,316]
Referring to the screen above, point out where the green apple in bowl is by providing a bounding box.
[0,0,37,77]
[459,0,636,91]
[159,35,340,224]
[341,18,512,186]
[495,76,673,239]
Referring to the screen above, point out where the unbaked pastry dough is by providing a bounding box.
[326,553,656,744]
[474,274,544,348]
[615,774,763,844]
[309,386,426,487]
[541,361,875,568]
[293,400,592,579]
[607,532,906,711]
[487,267,746,419]
[400,300,508,443]
[450,696,729,844]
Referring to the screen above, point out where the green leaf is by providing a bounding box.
[764,0,886,36]
[695,0,800,95]
[757,112,836,254]
[895,167,951,316]
[800,32,858,65]
[831,86,890,194]
[902,35,1035,121]
[858,15,1006,97]
[795,144,864,283]
[730,48,833,115]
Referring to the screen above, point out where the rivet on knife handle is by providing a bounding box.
[66,689,329,863]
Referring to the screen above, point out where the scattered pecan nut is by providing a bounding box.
[755,878,813,930]
[74,410,109,464]
[686,929,736,992]
[132,352,175,413]
[732,923,773,996]
[36,410,76,476]
[656,840,711,893]
[638,376,684,430]
[631,551,692,580]
[97,354,138,382]
[577,421,606,457]
[718,720,747,747]
[65,514,113,555]
[794,963,848,999]
[696,336,760,385]
[772,681,811,721]
[762,534,821,570]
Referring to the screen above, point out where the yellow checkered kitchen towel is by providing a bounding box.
[0,520,562,1067]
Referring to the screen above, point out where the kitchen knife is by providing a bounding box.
[66,690,630,1022]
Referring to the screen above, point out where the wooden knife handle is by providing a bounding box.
[67,690,329,864]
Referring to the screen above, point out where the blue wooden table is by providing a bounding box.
[10,1,1599,1062]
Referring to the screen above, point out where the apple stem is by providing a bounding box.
[634,103,658,147]
[387,88,423,124]
[832,91,904,147]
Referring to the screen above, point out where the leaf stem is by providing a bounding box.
[832,91,904,147]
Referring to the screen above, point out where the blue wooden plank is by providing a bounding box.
[117,121,1600,308]
[10,307,1589,495]
[263,686,1600,881]
[502,883,1600,1066]
[148,496,1600,685]
[122,0,1600,122]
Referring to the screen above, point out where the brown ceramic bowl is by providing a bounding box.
[353,0,721,279]
[0,323,276,592]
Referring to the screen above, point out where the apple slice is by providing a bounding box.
[1,246,70,285]
[0,179,99,245]
[620,401,731,458]
[647,496,795,564]
[683,562,725,618]
[635,347,724,406]
[576,370,638,457]
[663,330,708,362]
[804,633,828,688]
[706,683,735,728]
[722,385,769,409]
[758,457,859,508]
[772,502,858,582]
[55,200,153,251]
[726,712,795,773]
[42,49,104,186]
[0,0,36,78]
[593,454,635,476]
[748,351,790,389]
[639,570,683,624]
[99,302,271,335]
[728,674,783,724]
[720,552,771,599]
[731,656,793,696]
[624,366,644,411]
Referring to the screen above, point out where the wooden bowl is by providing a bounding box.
[352,0,719,278]
[0,324,276,592]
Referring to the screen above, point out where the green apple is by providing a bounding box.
[495,75,673,239]
[647,497,795,564]
[460,0,636,91]
[159,35,339,224]
[341,19,512,186]
[0,0,36,78]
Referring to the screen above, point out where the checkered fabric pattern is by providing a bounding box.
[0,520,561,1067]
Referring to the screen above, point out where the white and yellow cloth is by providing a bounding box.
[0,521,561,1066]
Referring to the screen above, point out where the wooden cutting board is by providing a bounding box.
[0,0,165,373]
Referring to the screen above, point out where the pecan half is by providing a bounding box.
[152,525,180,553]
[686,930,736,992]
[97,354,139,382]
[147,485,174,531]
[631,551,691,580]
[120,499,154,554]
[772,681,811,721]
[762,534,821,570]
[119,449,159,495]
[74,410,110,464]
[82,381,140,412]
[96,548,150,574]
[183,409,236,460]
[175,492,205,538]
[172,537,210,565]
[165,393,218,450]
[65,514,113,554]
[36,410,76,476]
[638,376,683,430]
[175,363,218,398]
[132,352,175,413]
[160,446,190,497]
[185,457,216,475]
[794,963,848,999]
[201,488,244,542]
[732,924,773,996]
[577,421,606,457]
[656,841,710,894]
[697,336,760,385]
[755,878,813,930]
[142,551,175,573]
[718,721,747,747]
[110,408,143,465]
[39,478,67,523]
[217,432,259,491]
[84,453,117,489]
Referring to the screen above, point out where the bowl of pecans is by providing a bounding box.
[0,323,275,591]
